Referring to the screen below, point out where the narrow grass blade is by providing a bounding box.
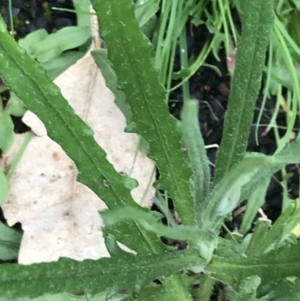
[213,0,274,184]
[91,0,195,226]
[181,99,211,225]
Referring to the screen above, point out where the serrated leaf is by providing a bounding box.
[0,248,204,298]
[0,10,193,301]
[207,241,300,289]
[91,0,195,226]
[0,14,162,254]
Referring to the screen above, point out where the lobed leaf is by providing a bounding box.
[0,248,204,298]
[207,241,300,290]
[91,0,195,226]
[0,15,162,253]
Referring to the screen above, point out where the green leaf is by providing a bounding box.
[205,138,300,229]
[248,200,300,255]
[91,50,132,124]
[18,29,49,59]
[0,221,21,261]
[227,276,262,301]
[207,241,300,289]
[181,99,211,225]
[0,13,194,301]
[41,51,85,79]
[214,0,274,184]
[0,248,204,298]
[245,219,272,257]
[30,26,91,63]
[262,277,300,301]
[5,92,26,117]
[204,153,275,228]
[134,0,160,27]
[0,169,8,206]
[1,291,127,301]
[91,0,195,226]
[240,178,269,235]
[0,110,14,152]
[73,0,92,28]
[0,14,162,254]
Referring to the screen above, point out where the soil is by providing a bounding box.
[0,1,299,300]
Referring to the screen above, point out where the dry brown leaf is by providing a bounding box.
[1,12,155,264]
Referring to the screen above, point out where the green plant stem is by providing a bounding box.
[8,0,14,35]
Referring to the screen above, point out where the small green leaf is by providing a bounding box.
[30,27,91,63]
[181,99,211,225]
[262,277,300,301]
[240,179,269,235]
[134,0,160,27]
[204,153,275,228]
[0,110,14,152]
[18,29,49,59]
[5,92,26,117]
[0,169,8,205]
[249,200,300,255]
[227,276,261,301]
[41,51,85,79]
[0,221,22,261]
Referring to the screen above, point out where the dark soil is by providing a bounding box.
[1,1,300,300]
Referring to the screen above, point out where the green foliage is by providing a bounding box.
[208,240,300,291]
[92,0,195,226]
[0,247,203,299]
[0,109,14,152]
[0,169,8,206]
[213,0,274,184]
[0,221,21,261]
[181,99,211,225]
[0,0,299,300]
[19,27,90,63]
